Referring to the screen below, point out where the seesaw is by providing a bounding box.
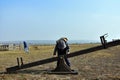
[6,35,120,74]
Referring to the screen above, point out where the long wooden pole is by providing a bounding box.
[6,40,120,72]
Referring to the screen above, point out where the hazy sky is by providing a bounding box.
[0,0,120,41]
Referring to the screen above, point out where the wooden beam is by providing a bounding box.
[6,40,120,72]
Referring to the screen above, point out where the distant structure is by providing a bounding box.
[0,45,9,51]
[0,43,22,51]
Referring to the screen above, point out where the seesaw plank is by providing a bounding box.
[6,40,120,72]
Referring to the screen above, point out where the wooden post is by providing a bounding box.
[20,57,23,66]
[17,58,20,67]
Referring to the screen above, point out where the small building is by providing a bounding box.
[0,44,9,51]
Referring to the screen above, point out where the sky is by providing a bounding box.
[0,0,120,41]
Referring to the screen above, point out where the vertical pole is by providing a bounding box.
[100,36,106,49]
[17,57,20,67]
[100,36,103,45]
[20,57,23,66]
[103,36,106,48]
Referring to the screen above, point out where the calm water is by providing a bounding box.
[0,40,99,45]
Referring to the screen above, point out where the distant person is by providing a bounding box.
[53,37,70,67]
[23,41,29,53]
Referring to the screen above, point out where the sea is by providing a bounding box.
[0,40,99,45]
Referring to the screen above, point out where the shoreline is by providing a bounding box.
[0,40,100,45]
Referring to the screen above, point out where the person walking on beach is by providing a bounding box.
[53,37,70,67]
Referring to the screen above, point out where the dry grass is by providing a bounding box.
[0,43,120,80]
